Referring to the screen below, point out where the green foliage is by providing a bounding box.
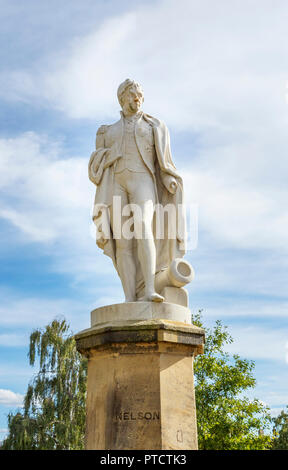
[1,318,87,450]
[272,407,288,449]
[193,311,272,450]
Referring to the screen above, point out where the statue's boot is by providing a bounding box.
[150,292,164,302]
[138,292,164,302]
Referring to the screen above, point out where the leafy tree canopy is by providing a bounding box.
[193,311,272,450]
[1,318,87,450]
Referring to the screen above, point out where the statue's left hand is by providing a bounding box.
[161,173,178,194]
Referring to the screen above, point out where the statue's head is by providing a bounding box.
[117,79,144,115]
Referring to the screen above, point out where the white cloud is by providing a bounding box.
[0,132,92,242]
[226,325,288,362]
[0,334,27,347]
[1,0,287,129]
[0,131,125,290]
[0,207,55,242]
[0,282,123,332]
[0,389,23,407]
[259,392,288,409]
[0,291,88,329]
[182,168,288,252]
[196,301,288,320]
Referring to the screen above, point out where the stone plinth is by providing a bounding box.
[75,303,205,450]
[90,301,191,326]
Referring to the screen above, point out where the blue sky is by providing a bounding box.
[0,0,288,439]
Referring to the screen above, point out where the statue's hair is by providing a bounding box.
[117,79,144,106]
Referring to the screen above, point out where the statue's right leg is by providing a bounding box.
[115,238,136,302]
[110,175,137,302]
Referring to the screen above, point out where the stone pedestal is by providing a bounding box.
[75,302,205,450]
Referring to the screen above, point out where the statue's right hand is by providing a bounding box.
[97,235,108,250]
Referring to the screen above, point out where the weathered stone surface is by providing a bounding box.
[75,306,205,450]
[76,318,205,357]
[90,301,191,327]
[160,286,188,307]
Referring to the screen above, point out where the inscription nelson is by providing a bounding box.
[115,411,160,421]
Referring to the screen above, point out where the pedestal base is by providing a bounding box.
[75,304,205,450]
[90,301,191,326]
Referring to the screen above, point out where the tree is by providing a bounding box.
[1,318,87,450]
[272,407,288,449]
[193,311,272,450]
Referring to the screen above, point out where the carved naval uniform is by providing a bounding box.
[112,112,157,213]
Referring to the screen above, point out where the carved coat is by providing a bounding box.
[88,111,186,294]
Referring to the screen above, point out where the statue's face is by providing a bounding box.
[122,84,144,114]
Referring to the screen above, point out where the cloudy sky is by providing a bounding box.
[0,0,287,439]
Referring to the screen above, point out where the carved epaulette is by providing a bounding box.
[97,125,108,135]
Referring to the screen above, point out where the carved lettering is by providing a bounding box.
[115,410,160,421]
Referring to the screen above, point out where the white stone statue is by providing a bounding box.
[89,79,193,305]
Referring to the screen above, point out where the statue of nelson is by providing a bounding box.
[88,79,186,303]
